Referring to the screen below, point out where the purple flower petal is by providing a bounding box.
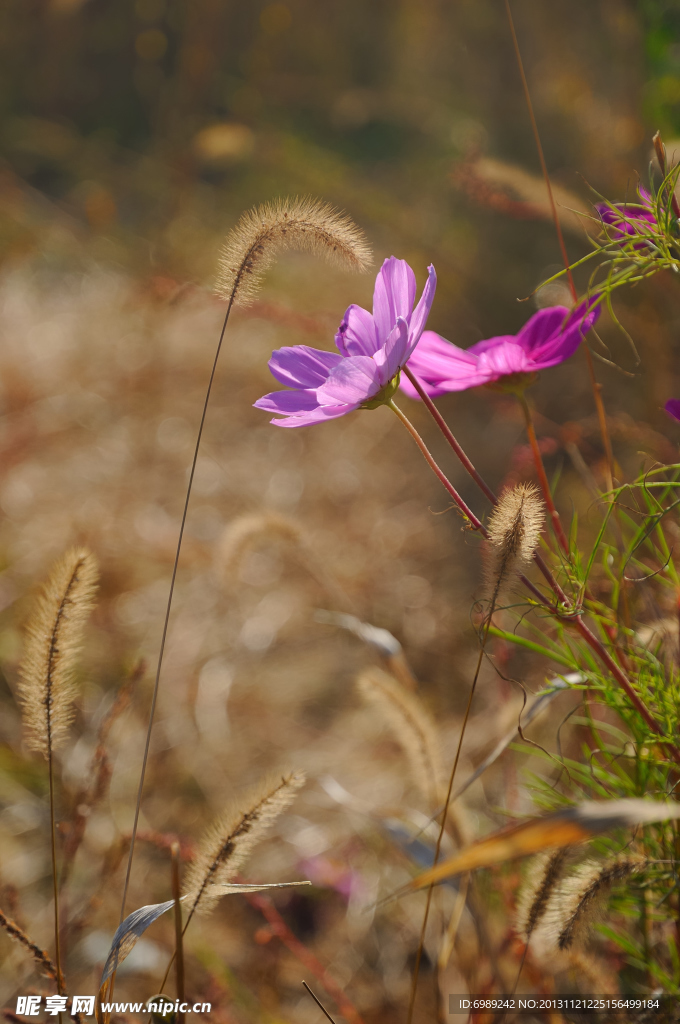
[406,264,437,357]
[665,399,680,423]
[404,331,487,391]
[374,317,409,384]
[373,257,416,344]
[270,404,359,428]
[399,370,450,400]
[476,340,532,379]
[268,345,343,388]
[515,307,571,355]
[528,301,600,367]
[316,355,380,405]
[335,304,378,357]
[254,388,322,415]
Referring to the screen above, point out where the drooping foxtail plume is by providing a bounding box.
[356,668,443,810]
[515,848,569,941]
[0,906,58,981]
[17,548,99,756]
[215,197,372,307]
[486,483,544,605]
[543,856,645,951]
[182,771,306,918]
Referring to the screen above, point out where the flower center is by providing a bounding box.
[361,372,401,410]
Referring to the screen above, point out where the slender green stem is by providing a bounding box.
[517,392,570,557]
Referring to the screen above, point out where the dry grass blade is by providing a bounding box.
[182,771,306,917]
[100,881,310,990]
[396,800,680,894]
[17,547,99,756]
[357,667,442,807]
[99,899,175,989]
[0,906,58,981]
[215,197,372,307]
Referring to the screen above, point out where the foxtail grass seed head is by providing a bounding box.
[515,848,569,941]
[215,197,372,307]
[486,483,544,596]
[543,856,644,952]
[182,771,306,916]
[17,548,99,757]
[356,667,443,807]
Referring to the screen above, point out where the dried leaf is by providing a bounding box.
[398,799,680,894]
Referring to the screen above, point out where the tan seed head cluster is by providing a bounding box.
[17,548,99,758]
[215,196,372,307]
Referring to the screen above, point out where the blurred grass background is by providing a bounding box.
[0,1,679,1020]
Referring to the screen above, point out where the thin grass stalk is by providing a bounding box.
[503,0,614,491]
[516,393,569,556]
[170,843,184,1024]
[48,753,63,1009]
[117,299,233,942]
[301,982,337,1024]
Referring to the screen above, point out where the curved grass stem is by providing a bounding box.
[117,296,235,941]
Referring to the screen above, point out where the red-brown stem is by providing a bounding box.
[503,0,615,492]
[388,400,486,532]
[403,367,497,504]
[517,392,570,556]
[247,893,366,1024]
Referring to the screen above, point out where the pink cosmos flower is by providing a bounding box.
[665,399,680,422]
[254,257,436,427]
[399,301,600,398]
